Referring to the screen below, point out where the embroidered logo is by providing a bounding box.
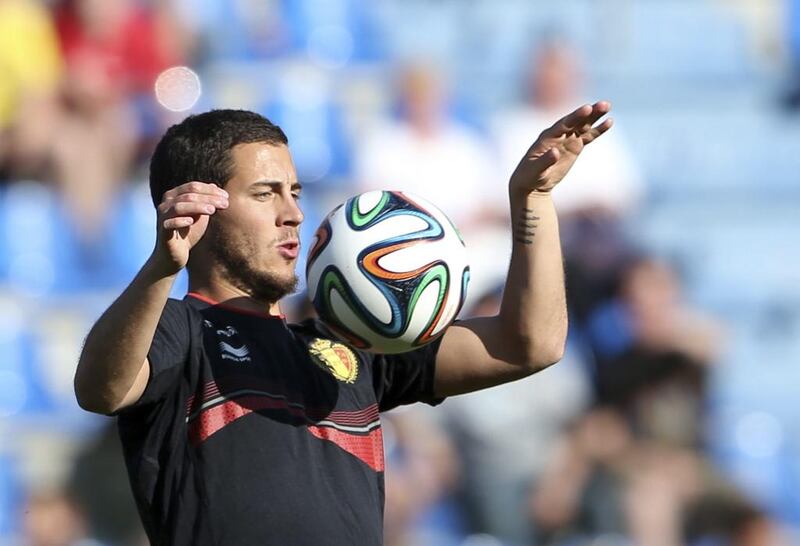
[215,325,251,363]
[308,338,358,383]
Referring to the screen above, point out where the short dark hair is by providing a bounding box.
[149,109,288,206]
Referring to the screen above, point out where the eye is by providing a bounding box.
[292,192,302,200]
[254,192,273,200]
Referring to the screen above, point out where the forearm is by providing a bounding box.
[75,258,178,412]
[497,191,568,369]
[432,103,608,395]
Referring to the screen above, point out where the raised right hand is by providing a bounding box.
[509,101,613,196]
[150,181,229,275]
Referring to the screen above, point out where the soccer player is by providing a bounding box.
[74,103,612,545]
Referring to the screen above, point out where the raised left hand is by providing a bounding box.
[509,101,613,196]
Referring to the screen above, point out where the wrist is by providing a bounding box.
[142,253,182,281]
[509,187,554,207]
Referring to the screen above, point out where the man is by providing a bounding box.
[74,103,612,545]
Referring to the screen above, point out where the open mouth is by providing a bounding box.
[277,240,300,259]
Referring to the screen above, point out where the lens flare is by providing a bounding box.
[155,66,202,112]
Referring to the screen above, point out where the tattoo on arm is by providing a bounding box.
[513,208,540,245]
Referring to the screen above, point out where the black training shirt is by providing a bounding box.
[116,293,444,546]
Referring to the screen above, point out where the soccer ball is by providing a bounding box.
[306,190,470,354]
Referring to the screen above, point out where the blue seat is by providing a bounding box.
[262,73,351,182]
[0,183,60,296]
[0,454,21,537]
[177,0,292,61]
[0,313,53,417]
[109,184,159,286]
[614,2,751,80]
[281,0,386,62]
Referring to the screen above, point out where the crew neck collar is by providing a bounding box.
[186,292,286,320]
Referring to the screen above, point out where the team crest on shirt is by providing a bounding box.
[308,338,358,383]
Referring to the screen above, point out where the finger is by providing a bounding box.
[577,112,611,135]
[582,101,612,128]
[163,216,196,230]
[546,100,611,137]
[172,192,229,208]
[158,194,228,216]
[581,117,614,145]
[527,147,560,176]
[163,181,228,201]
[546,104,592,136]
[166,201,219,217]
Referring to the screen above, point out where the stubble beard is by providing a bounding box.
[206,222,298,305]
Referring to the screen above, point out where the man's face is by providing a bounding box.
[203,142,304,303]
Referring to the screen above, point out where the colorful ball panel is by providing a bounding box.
[306,191,470,354]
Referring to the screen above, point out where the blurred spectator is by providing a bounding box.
[787,0,800,109]
[173,0,289,62]
[442,285,590,545]
[0,0,63,180]
[530,257,730,546]
[356,62,500,229]
[2,0,191,240]
[49,0,190,238]
[68,423,145,546]
[383,408,465,546]
[54,0,189,102]
[587,256,723,444]
[530,407,632,544]
[355,62,507,301]
[491,39,643,218]
[684,492,790,546]
[22,488,101,546]
[530,412,791,546]
[490,39,644,325]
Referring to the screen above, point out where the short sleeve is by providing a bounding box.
[121,298,194,411]
[372,336,446,412]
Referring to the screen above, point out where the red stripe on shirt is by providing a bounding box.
[188,395,384,473]
[307,425,385,472]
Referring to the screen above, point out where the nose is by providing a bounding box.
[278,193,304,227]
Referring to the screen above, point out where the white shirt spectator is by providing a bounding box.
[356,118,509,303]
[356,120,501,229]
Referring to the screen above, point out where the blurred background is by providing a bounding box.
[1,0,800,544]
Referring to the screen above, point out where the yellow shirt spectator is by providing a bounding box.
[0,0,63,128]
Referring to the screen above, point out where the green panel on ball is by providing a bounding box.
[350,191,389,228]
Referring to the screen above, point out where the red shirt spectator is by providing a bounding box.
[54,0,184,104]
